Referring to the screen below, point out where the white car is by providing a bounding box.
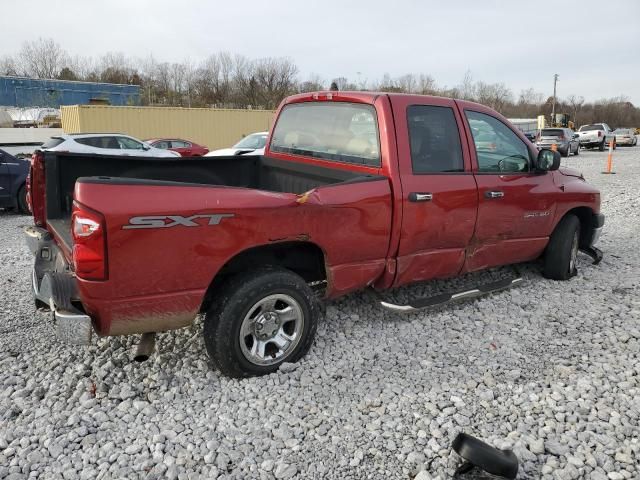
[205,132,268,157]
[41,134,181,157]
[613,128,637,146]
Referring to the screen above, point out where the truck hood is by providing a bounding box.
[559,166,584,179]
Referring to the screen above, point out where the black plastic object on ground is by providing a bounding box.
[452,433,519,479]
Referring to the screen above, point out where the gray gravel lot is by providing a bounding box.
[0,146,639,479]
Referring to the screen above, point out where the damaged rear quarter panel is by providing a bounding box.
[75,179,392,334]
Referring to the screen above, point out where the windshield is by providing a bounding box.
[541,129,564,137]
[579,124,603,131]
[233,133,267,150]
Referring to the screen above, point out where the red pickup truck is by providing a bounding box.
[25,92,604,378]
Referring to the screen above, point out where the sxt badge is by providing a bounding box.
[123,214,234,229]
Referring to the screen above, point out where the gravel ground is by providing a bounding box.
[0,145,639,480]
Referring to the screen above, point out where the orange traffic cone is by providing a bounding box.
[602,140,616,174]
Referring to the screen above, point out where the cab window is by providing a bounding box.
[271,102,380,167]
[465,111,530,173]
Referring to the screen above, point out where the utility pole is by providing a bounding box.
[551,73,559,125]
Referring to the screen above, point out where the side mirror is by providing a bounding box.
[142,144,151,151]
[573,133,579,139]
[536,149,561,172]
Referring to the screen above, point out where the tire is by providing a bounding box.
[598,139,605,151]
[574,144,580,156]
[543,214,580,280]
[613,140,616,150]
[17,184,29,214]
[203,267,322,378]
[561,145,570,157]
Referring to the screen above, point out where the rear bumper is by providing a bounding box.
[25,225,93,345]
[578,139,602,147]
[616,138,635,145]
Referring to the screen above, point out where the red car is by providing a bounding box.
[145,138,209,157]
[26,91,603,378]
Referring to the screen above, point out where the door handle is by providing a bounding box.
[409,192,433,202]
[485,190,504,199]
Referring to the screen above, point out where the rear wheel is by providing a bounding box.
[613,140,617,150]
[543,214,580,280]
[17,184,29,214]
[203,267,321,378]
[598,139,605,151]
[574,144,580,156]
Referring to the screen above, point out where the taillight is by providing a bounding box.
[558,134,565,140]
[72,202,107,281]
[598,131,602,137]
[29,151,46,226]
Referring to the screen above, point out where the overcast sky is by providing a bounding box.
[4,0,639,103]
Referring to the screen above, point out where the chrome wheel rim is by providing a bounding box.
[239,294,304,366]
[569,231,579,272]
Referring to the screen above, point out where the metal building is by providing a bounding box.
[61,105,274,150]
[0,76,140,108]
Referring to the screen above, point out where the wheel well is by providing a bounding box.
[200,241,327,312]
[564,207,594,247]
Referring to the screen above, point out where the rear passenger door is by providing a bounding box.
[392,96,478,287]
[462,108,557,271]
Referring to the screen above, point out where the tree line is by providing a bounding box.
[1,38,639,128]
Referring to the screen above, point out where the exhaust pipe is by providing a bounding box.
[133,332,156,362]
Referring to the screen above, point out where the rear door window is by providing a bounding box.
[271,102,380,166]
[407,105,464,173]
[42,137,65,149]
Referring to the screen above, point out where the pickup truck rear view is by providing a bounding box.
[576,123,616,150]
[26,92,604,378]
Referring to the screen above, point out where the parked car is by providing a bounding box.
[205,131,268,156]
[576,124,616,151]
[42,134,181,157]
[26,92,604,378]
[613,128,637,146]
[0,149,29,213]
[145,138,209,156]
[536,128,580,157]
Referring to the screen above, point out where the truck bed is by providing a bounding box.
[44,152,380,224]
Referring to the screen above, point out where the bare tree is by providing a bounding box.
[17,38,68,79]
[566,94,585,126]
[458,70,475,100]
[0,56,19,76]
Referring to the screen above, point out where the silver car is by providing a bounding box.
[41,134,181,157]
[536,128,580,157]
[613,128,637,146]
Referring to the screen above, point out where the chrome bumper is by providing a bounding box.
[26,226,93,345]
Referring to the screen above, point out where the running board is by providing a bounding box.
[376,276,524,313]
[580,246,603,265]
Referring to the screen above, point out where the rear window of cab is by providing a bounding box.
[270,102,381,167]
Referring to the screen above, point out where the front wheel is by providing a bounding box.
[543,214,580,280]
[203,267,321,378]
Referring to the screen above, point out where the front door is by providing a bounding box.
[461,108,558,272]
[392,97,479,287]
